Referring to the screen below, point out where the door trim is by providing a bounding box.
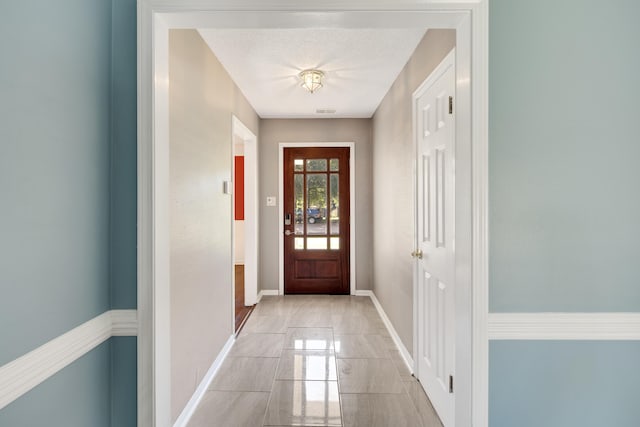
[138,3,488,427]
[278,142,356,296]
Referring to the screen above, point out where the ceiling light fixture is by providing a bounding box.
[299,69,324,94]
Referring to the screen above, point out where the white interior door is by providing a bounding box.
[415,49,456,427]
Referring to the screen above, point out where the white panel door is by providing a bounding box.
[415,50,456,427]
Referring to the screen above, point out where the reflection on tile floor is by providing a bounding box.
[187,295,443,427]
[265,380,341,426]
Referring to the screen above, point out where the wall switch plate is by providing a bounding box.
[266,196,276,206]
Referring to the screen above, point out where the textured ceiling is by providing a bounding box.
[198,28,427,118]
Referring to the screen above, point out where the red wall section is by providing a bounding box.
[234,156,245,220]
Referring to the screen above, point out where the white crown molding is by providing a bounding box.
[173,334,235,427]
[356,290,415,374]
[488,313,640,340]
[0,309,138,410]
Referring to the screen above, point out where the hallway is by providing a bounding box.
[187,295,443,426]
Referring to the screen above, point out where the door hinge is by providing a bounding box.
[448,96,453,115]
[449,375,454,393]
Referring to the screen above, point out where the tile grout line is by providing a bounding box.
[260,327,286,427]
[366,298,427,425]
[249,296,420,426]
[381,314,429,427]
[332,324,345,427]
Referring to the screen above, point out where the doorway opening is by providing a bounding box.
[232,115,258,331]
[139,5,488,427]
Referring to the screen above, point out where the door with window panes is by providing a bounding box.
[283,147,350,294]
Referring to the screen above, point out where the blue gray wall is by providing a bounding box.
[490,341,640,427]
[489,0,640,425]
[0,0,137,426]
[0,343,112,426]
[489,0,640,312]
[109,0,138,425]
[0,0,112,369]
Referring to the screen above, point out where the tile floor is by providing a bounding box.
[187,295,443,427]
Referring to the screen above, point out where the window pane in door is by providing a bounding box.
[294,174,304,235]
[330,237,340,250]
[307,237,328,250]
[330,174,339,235]
[329,158,339,171]
[294,238,304,250]
[307,174,327,235]
[306,159,327,171]
[294,159,304,171]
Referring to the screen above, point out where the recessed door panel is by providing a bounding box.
[422,154,431,243]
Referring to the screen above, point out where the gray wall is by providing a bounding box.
[489,0,640,425]
[169,29,260,422]
[0,1,137,425]
[258,119,373,292]
[371,30,456,353]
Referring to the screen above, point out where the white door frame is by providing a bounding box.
[232,115,259,306]
[137,2,488,427]
[278,142,357,296]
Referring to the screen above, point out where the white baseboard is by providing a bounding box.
[356,290,414,374]
[0,309,137,410]
[488,312,640,340]
[257,289,279,302]
[173,334,236,427]
[354,290,372,297]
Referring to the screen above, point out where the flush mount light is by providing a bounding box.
[299,69,324,94]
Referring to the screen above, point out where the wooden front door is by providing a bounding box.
[283,147,350,294]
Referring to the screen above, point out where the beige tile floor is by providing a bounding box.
[187,295,443,427]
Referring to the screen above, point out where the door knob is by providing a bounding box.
[411,250,423,259]
[284,230,293,236]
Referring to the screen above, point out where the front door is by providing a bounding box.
[283,147,350,294]
[415,50,456,426]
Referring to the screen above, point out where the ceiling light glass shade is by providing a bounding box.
[299,69,324,93]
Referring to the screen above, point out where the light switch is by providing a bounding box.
[266,196,276,206]
[223,181,232,195]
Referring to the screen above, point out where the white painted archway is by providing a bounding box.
[137,2,488,426]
